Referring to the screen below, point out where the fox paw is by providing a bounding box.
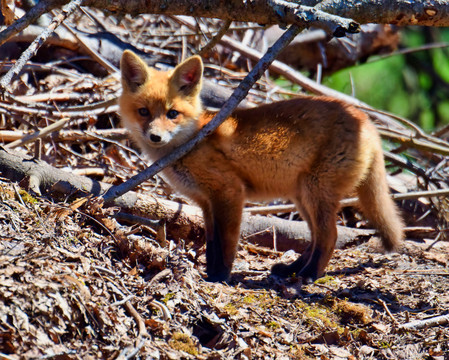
[271,262,318,284]
[206,271,231,283]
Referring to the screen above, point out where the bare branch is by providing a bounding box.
[0,0,82,90]
[0,0,68,46]
[198,20,232,56]
[316,0,449,27]
[79,0,449,27]
[82,0,359,35]
[397,314,449,332]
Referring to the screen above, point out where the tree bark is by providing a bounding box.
[315,0,448,27]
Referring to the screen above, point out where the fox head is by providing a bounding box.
[119,50,204,156]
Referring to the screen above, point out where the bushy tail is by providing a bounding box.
[357,150,404,251]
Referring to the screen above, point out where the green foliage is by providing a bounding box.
[324,28,449,131]
[325,56,406,115]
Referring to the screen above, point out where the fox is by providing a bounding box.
[119,49,404,283]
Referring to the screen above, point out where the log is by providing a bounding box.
[0,148,374,252]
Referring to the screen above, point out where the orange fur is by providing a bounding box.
[119,50,404,282]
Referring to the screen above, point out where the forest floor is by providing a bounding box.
[0,177,448,359]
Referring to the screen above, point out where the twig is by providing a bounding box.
[148,268,172,286]
[5,117,70,149]
[149,299,172,321]
[108,281,148,337]
[397,314,449,332]
[0,128,127,143]
[198,20,232,56]
[0,0,82,91]
[399,269,449,276]
[425,231,444,251]
[123,300,148,337]
[377,298,398,324]
[0,99,119,118]
[102,24,303,203]
[0,0,68,47]
[0,60,85,79]
[111,295,134,306]
[384,151,428,179]
[368,107,449,152]
[378,128,449,156]
[360,105,426,137]
[245,188,449,215]
[116,338,147,360]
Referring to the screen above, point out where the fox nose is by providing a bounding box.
[150,134,162,143]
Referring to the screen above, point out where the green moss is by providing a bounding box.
[243,294,257,304]
[295,300,343,331]
[18,189,38,204]
[378,341,392,349]
[169,332,198,355]
[291,345,315,359]
[162,293,175,304]
[314,275,336,285]
[222,291,280,319]
[224,303,238,316]
[266,320,280,330]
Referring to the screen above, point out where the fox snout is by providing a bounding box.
[149,133,162,143]
[143,122,173,147]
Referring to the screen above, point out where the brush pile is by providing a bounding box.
[0,6,448,360]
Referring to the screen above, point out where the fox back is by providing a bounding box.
[120,50,404,282]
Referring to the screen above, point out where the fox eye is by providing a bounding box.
[167,109,179,119]
[138,107,150,117]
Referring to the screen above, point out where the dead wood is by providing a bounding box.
[0,147,373,252]
[397,314,449,332]
[79,0,449,28]
[261,24,400,75]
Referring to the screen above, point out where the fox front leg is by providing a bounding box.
[202,194,244,282]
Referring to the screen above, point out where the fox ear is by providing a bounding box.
[170,55,203,96]
[120,50,149,92]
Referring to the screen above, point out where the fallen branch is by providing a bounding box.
[79,0,449,28]
[245,189,449,215]
[0,0,68,46]
[0,147,373,252]
[81,0,359,36]
[397,314,449,332]
[0,0,82,90]
[0,128,127,143]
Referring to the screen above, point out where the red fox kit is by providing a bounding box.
[119,50,404,282]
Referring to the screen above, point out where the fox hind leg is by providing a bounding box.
[271,177,340,282]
